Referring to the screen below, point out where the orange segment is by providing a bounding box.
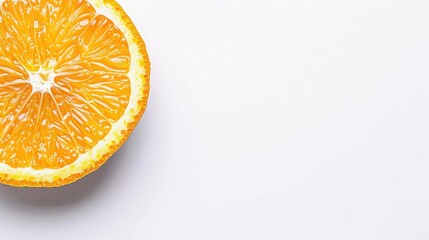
[55,72,131,122]
[0,84,33,167]
[73,15,130,73]
[0,84,32,139]
[32,93,79,169]
[51,86,112,155]
[0,0,150,187]
[30,0,96,70]
[0,0,40,71]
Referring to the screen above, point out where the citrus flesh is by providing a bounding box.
[0,0,150,187]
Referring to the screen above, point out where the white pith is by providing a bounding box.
[28,70,56,94]
[0,0,148,182]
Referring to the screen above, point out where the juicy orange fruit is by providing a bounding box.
[0,0,150,187]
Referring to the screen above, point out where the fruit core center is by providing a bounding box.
[29,71,56,93]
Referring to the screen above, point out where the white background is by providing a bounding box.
[1,0,429,239]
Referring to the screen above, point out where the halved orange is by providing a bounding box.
[0,0,150,187]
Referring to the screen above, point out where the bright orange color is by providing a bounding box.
[0,0,150,187]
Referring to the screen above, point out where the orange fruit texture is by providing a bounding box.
[0,0,150,187]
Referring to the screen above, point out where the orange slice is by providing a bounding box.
[0,0,150,187]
